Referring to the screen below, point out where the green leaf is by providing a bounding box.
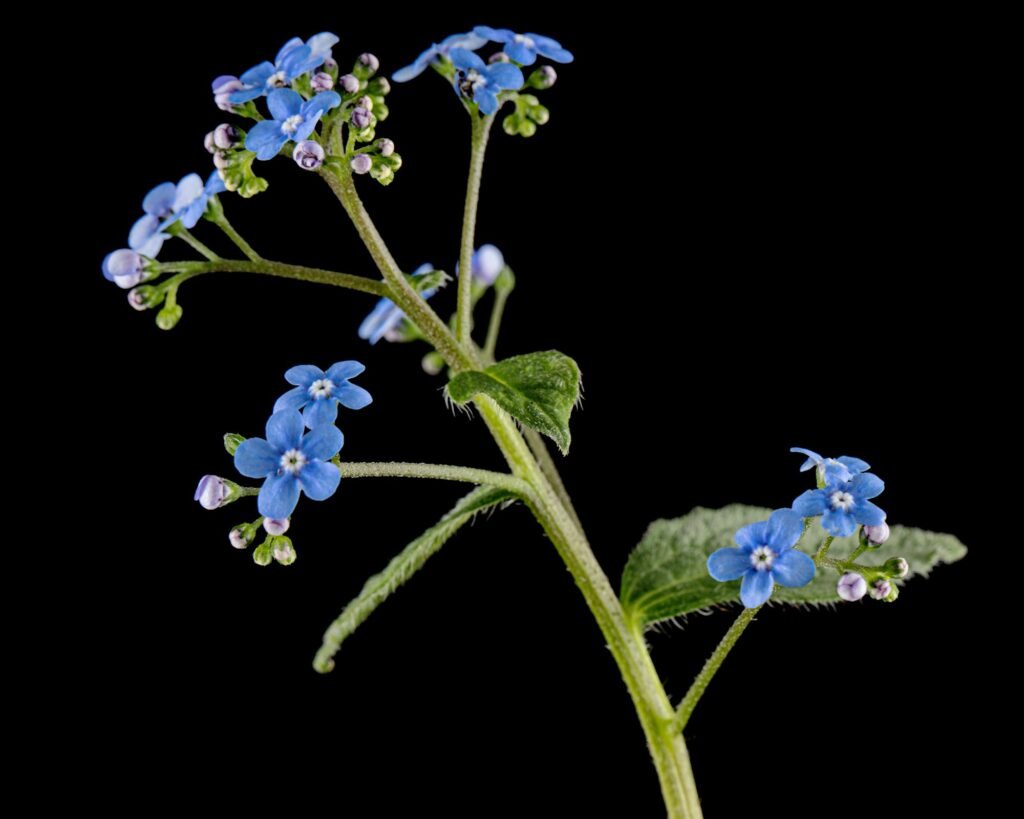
[313,486,517,673]
[620,504,968,628]
[447,351,581,454]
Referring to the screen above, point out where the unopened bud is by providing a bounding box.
[351,154,373,175]
[422,351,445,376]
[351,107,372,130]
[355,95,373,111]
[213,150,232,170]
[472,244,505,285]
[223,433,246,455]
[212,75,245,112]
[528,65,558,90]
[529,105,550,125]
[489,52,511,64]
[213,123,240,149]
[156,303,184,331]
[293,139,325,171]
[862,522,890,547]
[376,138,395,157]
[324,57,339,73]
[370,164,393,184]
[229,524,256,550]
[204,131,216,154]
[128,285,162,311]
[339,74,360,94]
[102,249,146,289]
[252,540,274,566]
[836,572,867,602]
[273,537,297,566]
[884,557,910,579]
[194,475,238,510]
[358,53,380,74]
[310,72,334,92]
[869,579,893,601]
[370,77,391,95]
[264,518,291,536]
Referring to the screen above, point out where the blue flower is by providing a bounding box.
[793,473,887,538]
[393,31,489,83]
[245,89,341,161]
[157,172,227,232]
[790,447,871,484]
[359,264,438,344]
[234,410,343,520]
[707,508,816,608]
[274,361,373,429]
[449,48,524,115]
[102,249,146,289]
[473,27,574,66]
[229,33,338,103]
[128,181,183,258]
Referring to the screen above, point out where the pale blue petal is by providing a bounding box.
[790,447,822,471]
[297,460,341,501]
[240,62,275,87]
[266,410,304,452]
[707,548,750,582]
[486,63,525,90]
[229,86,265,104]
[143,182,177,217]
[274,386,309,413]
[301,424,344,461]
[734,520,769,551]
[306,32,340,58]
[393,59,430,83]
[303,398,339,429]
[335,383,373,410]
[285,364,325,386]
[443,32,488,51]
[235,438,279,478]
[473,26,514,42]
[275,37,305,65]
[292,113,321,144]
[837,456,870,473]
[259,474,301,519]
[245,121,287,161]
[280,44,319,78]
[504,41,536,65]
[173,174,204,211]
[205,171,227,195]
[475,88,499,115]
[359,298,403,344]
[268,88,304,121]
[177,199,206,230]
[853,501,886,527]
[450,47,486,72]
[740,570,774,608]
[326,361,366,382]
[822,508,857,537]
[851,473,885,500]
[772,550,816,588]
[303,90,342,116]
[529,34,574,64]
[129,214,165,257]
[767,508,804,550]
[792,489,827,517]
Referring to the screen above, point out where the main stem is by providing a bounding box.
[456,115,494,345]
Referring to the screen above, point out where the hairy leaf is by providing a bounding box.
[620,504,968,627]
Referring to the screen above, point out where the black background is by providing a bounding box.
[67,9,992,816]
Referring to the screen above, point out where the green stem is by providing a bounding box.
[523,428,585,535]
[154,260,388,297]
[457,114,494,345]
[209,208,262,261]
[673,607,760,733]
[816,536,836,561]
[174,227,220,261]
[483,276,512,360]
[338,461,528,495]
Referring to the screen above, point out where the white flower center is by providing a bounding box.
[309,378,335,399]
[749,546,775,571]
[268,70,288,88]
[830,490,855,511]
[514,34,537,48]
[280,449,307,475]
[282,115,304,135]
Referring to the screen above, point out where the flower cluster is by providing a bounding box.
[195,361,371,566]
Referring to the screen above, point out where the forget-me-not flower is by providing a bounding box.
[157,172,227,232]
[228,33,338,103]
[793,473,886,538]
[274,361,373,429]
[790,447,870,485]
[473,27,574,66]
[128,181,179,258]
[246,89,341,160]
[234,410,343,520]
[359,264,438,344]
[102,249,147,289]
[449,49,523,115]
[707,508,816,608]
[392,31,489,82]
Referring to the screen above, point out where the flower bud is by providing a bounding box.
[102,249,146,289]
[156,304,183,331]
[324,57,339,73]
[128,285,162,311]
[351,107,372,130]
[212,150,232,170]
[862,522,890,547]
[272,537,297,566]
[204,131,217,154]
[311,72,334,92]
[358,53,380,74]
[489,52,511,64]
[529,105,550,125]
[422,351,445,376]
[376,138,395,157]
[252,540,274,567]
[194,475,239,510]
[351,154,373,175]
[370,163,393,183]
[528,65,558,90]
[213,75,245,112]
[293,140,326,171]
[213,123,240,150]
[229,524,256,550]
[264,518,291,536]
[869,579,893,601]
[369,77,391,96]
[339,74,360,94]
[836,572,867,602]
[223,433,246,455]
[883,557,910,579]
[472,244,505,285]
[355,95,374,111]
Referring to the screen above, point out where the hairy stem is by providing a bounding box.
[673,607,760,733]
[209,209,262,261]
[523,428,585,535]
[174,227,220,261]
[338,461,528,495]
[483,276,512,360]
[154,260,388,297]
[457,114,494,345]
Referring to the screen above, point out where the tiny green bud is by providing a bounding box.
[528,65,558,90]
[422,351,445,376]
[223,433,246,456]
[370,163,394,184]
[518,119,538,137]
[529,105,550,125]
[368,77,391,96]
[156,304,184,331]
[229,523,257,550]
[128,286,163,312]
[272,537,297,566]
[883,557,910,579]
[252,540,274,567]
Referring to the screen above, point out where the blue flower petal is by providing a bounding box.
[790,447,822,472]
[281,44,320,79]
[303,91,342,117]
[771,550,816,588]
[304,398,339,429]
[851,472,884,500]
[268,88,304,121]
[235,438,279,478]
[474,26,514,42]
[358,298,403,344]
[326,361,366,382]
[129,214,166,258]
[707,547,751,581]
[443,32,488,50]
[734,520,769,551]
[143,182,177,217]
[792,489,827,517]
[205,171,227,196]
[335,383,373,411]
[822,508,857,537]
[246,121,288,161]
[301,424,344,461]
[292,114,322,144]
[740,570,774,608]
[266,410,304,452]
[275,37,305,64]
[475,88,500,115]
[259,473,301,519]
[767,508,804,550]
[486,63,525,90]
[837,455,870,474]
[240,62,275,87]
[853,500,886,527]
[529,34,574,64]
[285,364,325,386]
[177,199,206,230]
[297,460,341,501]
[306,32,340,58]
[229,87,265,104]
[504,40,536,65]
[393,57,431,83]
[450,47,486,72]
[274,386,309,413]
